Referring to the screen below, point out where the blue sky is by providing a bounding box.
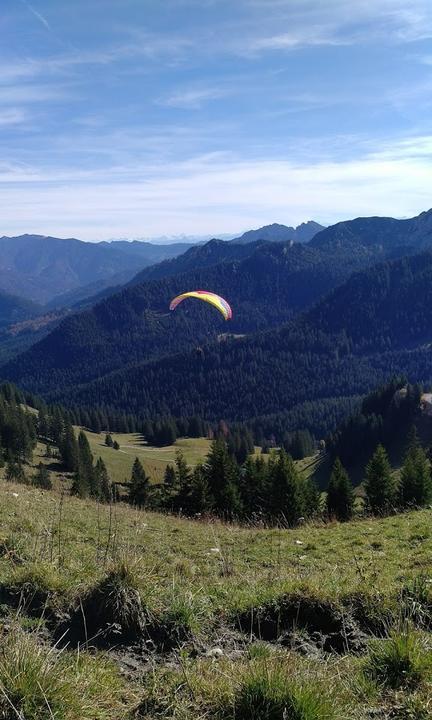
[1,0,432,240]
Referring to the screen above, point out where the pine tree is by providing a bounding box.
[239,457,268,516]
[77,431,96,496]
[365,444,395,515]
[163,464,176,487]
[95,457,112,503]
[204,438,241,516]
[326,457,354,521]
[269,450,304,525]
[113,440,120,451]
[59,422,78,472]
[33,463,52,490]
[399,445,432,508]
[173,449,191,510]
[188,464,211,514]
[5,461,26,484]
[128,457,150,508]
[105,433,114,447]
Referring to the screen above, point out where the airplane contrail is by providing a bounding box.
[18,0,51,30]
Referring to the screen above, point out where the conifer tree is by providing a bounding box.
[128,457,150,508]
[5,460,26,484]
[105,433,114,447]
[59,422,78,472]
[173,449,190,509]
[163,464,176,487]
[326,457,354,521]
[33,462,52,490]
[77,430,96,496]
[188,464,211,515]
[95,457,112,503]
[239,457,268,516]
[204,438,241,516]
[365,444,395,514]
[399,445,432,508]
[269,449,304,525]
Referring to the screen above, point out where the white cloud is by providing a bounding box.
[0,108,28,126]
[240,0,432,54]
[19,0,51,30]
[158,86,232,109]
[1,134,431,239]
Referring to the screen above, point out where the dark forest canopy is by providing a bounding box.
[26,251,432,436]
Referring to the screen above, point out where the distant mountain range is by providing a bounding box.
[0,222,322,307]
[231,221,325,244]
[0,234,206,306]
[5,211,432,428]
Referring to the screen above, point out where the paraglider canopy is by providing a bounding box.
[169,290,232,320]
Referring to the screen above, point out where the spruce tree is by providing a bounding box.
[163,464,176,487]
[188,464,211,514]
[5,461,26,484]
[128,457,150,508]
[77,431,96,496]
[365,444,395,515]
[173,449,191,510]
[269,450,304,525]
[326,457,354,521]
[204,438,241,516]
[105,434,114,447]
[59,422,78,472]
[399,445,432,508]
[95,457,112,503]
[33,463,52,490]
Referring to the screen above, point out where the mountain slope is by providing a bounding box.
[50,251,432,426]
[127,238,266,286]
[0,234,153,304]
[310,209,432,254]
[0,237,382,396]
[0,234,194,306]
[0,290,41,329]
[232,221,325,244]
[100,239,195,260]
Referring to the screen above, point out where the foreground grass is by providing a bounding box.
[0,479,431,718]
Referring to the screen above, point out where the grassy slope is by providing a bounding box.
[80,430,212,483]
[0,476,431,718]
[0,428,431,719]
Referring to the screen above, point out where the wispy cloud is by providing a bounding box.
[18,0,50,30]
[1,134,431,239]
[0,108,28,126]
[239,0,432,55]
[158,86,232,109]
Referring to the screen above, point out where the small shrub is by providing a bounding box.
[230,666,336,720]
[364,631,431,690]
[77,561,144,643]
[400,576,432,628]
[157,592,209,648]
[247,642,274,660]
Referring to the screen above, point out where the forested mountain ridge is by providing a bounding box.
[232,220,325,244]
[0,234,197,306]
[48,251,432,427]
[127,238,266,285]
[0,234,151,304]
[0,234,401,396]
[0,290,42,329]
[311,208,432,254]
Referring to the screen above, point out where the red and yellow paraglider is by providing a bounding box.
[169,290,232,320]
